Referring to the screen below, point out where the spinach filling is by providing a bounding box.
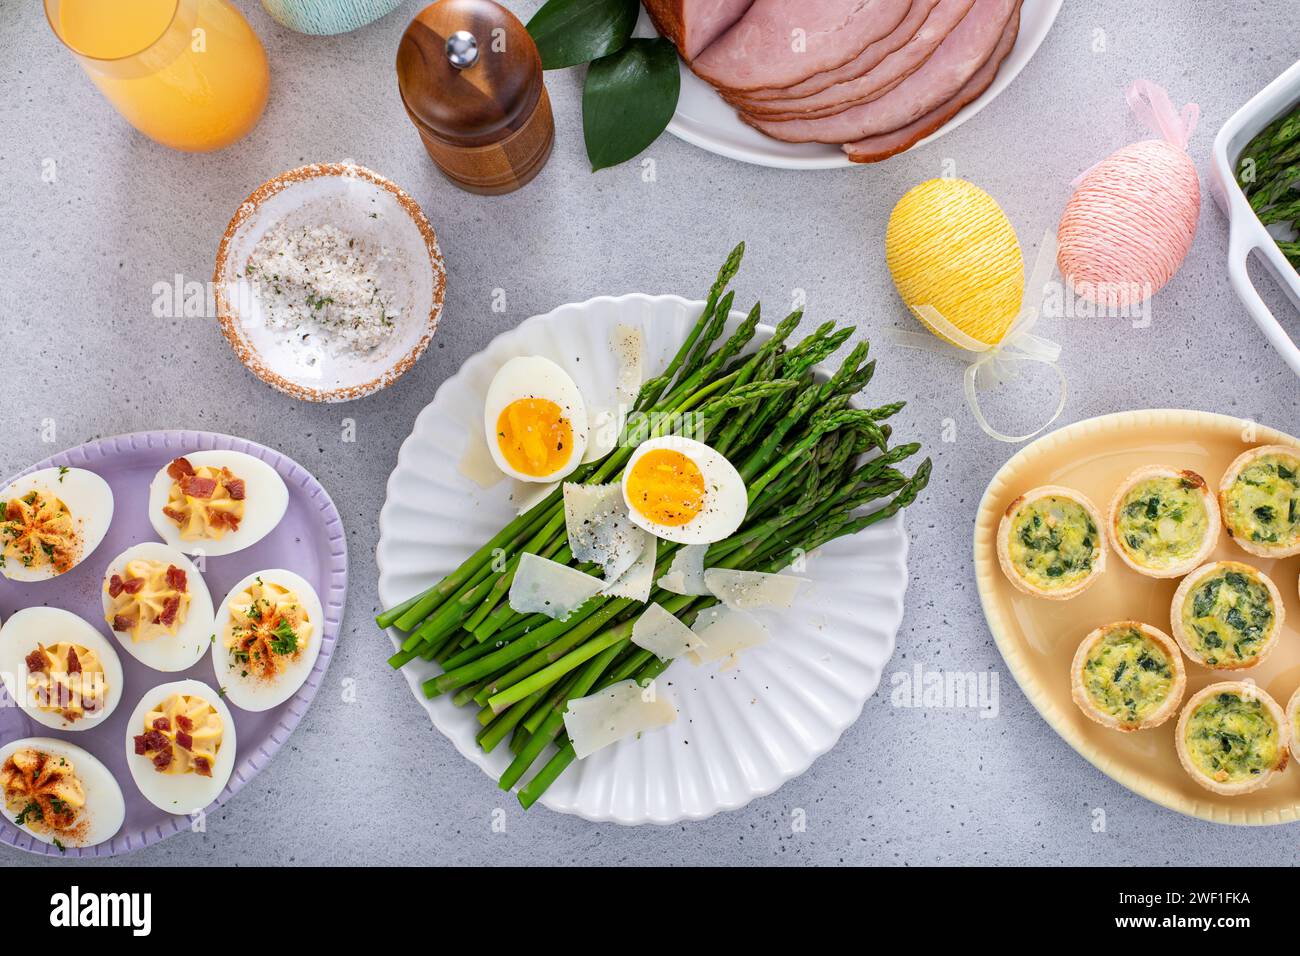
[1007,496,1098,590]
[1225,454,1300,546]
[1115,474,1208,568]
[1081,626,1174,724]
[1185,692,1280,783]
[1181,568,1274,666]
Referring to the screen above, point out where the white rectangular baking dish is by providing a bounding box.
[1210,58,1300,377]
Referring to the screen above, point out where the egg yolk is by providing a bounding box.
[627,449,705,527]
[496,398,573,478]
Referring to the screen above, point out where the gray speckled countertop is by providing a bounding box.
[3,0,1300,867]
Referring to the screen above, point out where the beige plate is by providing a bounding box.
[974,409,1300,825]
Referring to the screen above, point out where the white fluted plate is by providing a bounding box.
[376,294,909,824]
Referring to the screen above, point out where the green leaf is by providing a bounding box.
[527,0,638,70]
[583,38,680,172]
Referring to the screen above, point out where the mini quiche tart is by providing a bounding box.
[1175,682,1289,795]
[1218,445,1300,558]
[1070,621,1186,731]
[996,485,1106,600]
[1170,561,1284,670]
[1106,465,1219,578]
[1286,686,1300,757]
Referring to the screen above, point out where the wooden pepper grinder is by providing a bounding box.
[396,0,554,195]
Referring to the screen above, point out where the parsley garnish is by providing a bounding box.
[15,801,42,827]
[270,619,298,655]
[57,466,69,483]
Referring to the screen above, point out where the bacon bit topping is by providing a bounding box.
[122,577,145,595]
[24,648,49,674]
[157,595,181,628]
[225,478,246,500]
[167,457,196,481]
[209,510,241,532]
[165,565,187,591]
[162,506,186,524]
[153,717,171,731]
[108,574,125,598]
[151,749,173,771]
[193,756,211,777]
[175,731,193,751]
[176,714,193,732]
[4,500,21,521]
[180,475,217,499]
[112,614,135,633]
[66,646,81,675]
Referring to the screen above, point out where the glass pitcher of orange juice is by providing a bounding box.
[46,0,270,152]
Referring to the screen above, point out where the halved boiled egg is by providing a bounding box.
[147,450,288,557]
[484,356,589,483]
[101,542,215,672]
[0,467,113,582]
[0,607,124,731]
[125,678,236,814]
[621,436,748,545]
[1,736,125,849]
[211,569,325,712]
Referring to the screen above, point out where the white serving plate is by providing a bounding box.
[376,294,910,824]
[1209,58,1300,378]
[662,0,1063,169]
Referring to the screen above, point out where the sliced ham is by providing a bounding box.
[692,0,914,92]
[844,6,1019,162]
[642,0,756,61]
[742,0,1017,143]
[731,0,977,119]
[731,0,939,102]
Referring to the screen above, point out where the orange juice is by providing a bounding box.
[47,0,270,152]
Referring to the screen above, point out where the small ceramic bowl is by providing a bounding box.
[213,162,446,402]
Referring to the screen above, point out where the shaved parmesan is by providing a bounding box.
[563,677,675,759]
[612,323,644,406]
[458,429,504,489]
[563,482,646,583]
[631,602,705,661]
[656,544,711,595]
[512,480,558,515]
[688,606,770,671]
[602,533,658,601]
[703,568,807,610]
[508,552,604,621]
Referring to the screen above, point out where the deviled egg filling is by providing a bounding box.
[1114,474,1209,569]
[105,559,192,642]
[1081,626,1175,725]
[133,693,224,777]
[1006,495,1098,591]
[1179,567,1275,667]
[2,747,86,841]
[222,577,313,682]
[25,642,107,722]
[0,488,79,574]
[161,456,246,540]
[1222,452,1300,549]
[1183,690,1282,785]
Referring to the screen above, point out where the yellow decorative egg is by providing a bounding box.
[885,178,1024,348]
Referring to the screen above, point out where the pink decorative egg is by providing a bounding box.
[1057,139,1200,308]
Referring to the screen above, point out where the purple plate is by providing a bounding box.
[0,431,347,857]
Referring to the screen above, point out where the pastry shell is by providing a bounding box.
[1218,444,1300,559]
[997,485,1107,600]
[1169,561,1285,670]
[1175,681,1289,796]
[1106,465,1219,578]
[1070,621,1186,732]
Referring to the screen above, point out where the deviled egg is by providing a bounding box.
[621,435,748,544]
[102,542,215,672]
[0,467,113,582]
[1,737,125,849]
[484,356,589,483]
[147,450,288,557]
[125,679,236,814]
[0,607,124,731]
[211,569,324,712]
